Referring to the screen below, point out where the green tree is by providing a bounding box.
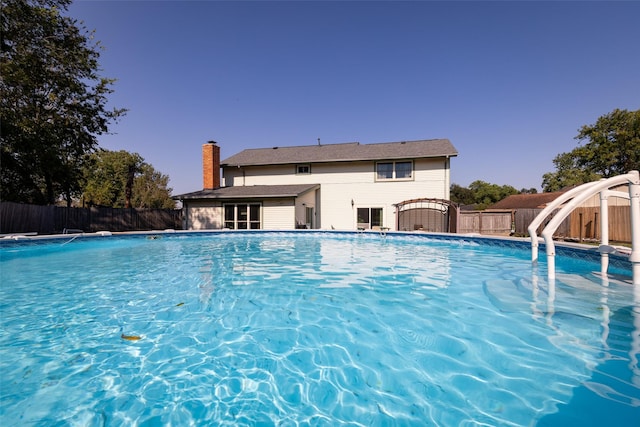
[519,187,538,194]
[82,149,175,209]
[132,164,176,209]
[468,180,519,210]
[450,183,475,205]
[0,0,126,206]
[575,108,640,177]
[541,109,640,192]
[541,152,600,192]
[450,181,519,209]
[82,150,143,207]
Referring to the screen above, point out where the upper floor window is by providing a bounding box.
[376,161,413,181]
[296,164,311,174]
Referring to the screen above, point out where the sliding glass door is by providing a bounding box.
[224,203,261,229]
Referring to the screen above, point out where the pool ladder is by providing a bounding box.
[528,170,640,285]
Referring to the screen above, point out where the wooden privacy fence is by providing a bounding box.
[458,210,514,235]
[567,206,631,242]
[459,207,631,243]
[512,208,571,238]
[0,202,183,235]
[513,206,631,242]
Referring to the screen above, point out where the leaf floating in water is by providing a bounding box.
[176,302,185,307]
[121,334,141,341]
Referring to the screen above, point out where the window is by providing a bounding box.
[376,162,393,180]
[224,203,261,229]
[224,205,235,229]
[296,164,311,174]
[371,208,383,227]
[376,161,413,181]
[395,161,412,179]
[357,207,383,229]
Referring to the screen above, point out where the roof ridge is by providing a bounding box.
[367,138,448,145]
[268,141,361,149]
[228,139,450,152]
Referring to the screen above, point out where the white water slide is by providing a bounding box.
[528,171,640,285]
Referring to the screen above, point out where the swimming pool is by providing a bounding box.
[1,231,638,426]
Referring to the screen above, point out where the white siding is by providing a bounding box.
[225,162,374,186]
[187,200,300,230]
[221,157,451,231]
[226,159,448,193]
[263,199,296,230]
[185,201,222,230]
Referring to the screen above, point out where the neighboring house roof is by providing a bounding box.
[175,184,320,200]
[221,139,458,167]
[488,191,566,209]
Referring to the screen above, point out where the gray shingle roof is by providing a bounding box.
[175,184,320,200]
[221,139,457,167]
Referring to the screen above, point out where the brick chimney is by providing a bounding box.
[202,141,221,190]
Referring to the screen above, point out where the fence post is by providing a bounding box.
[579,212,583,242]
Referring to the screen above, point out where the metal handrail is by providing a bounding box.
[529,171,640,285]
[528,180,600,263]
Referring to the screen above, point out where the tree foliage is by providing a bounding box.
[132,164,176,209]
[450,181,520,210]
[469,180,519,209]
[82,150,175,209]
[541,152,600,193]
[82,150,142,208]
[0,0,125,205]
[542,109,640,192]
[450,183,475,206]
[519,187,538,194]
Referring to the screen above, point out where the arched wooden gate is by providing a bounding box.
[395,198,459,233]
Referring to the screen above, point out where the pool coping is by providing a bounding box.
[0,228,633,273]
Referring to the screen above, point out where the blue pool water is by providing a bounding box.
[0,231,639,426]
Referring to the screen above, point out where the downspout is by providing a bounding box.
[444,156,451,199]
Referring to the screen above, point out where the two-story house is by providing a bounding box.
[175,139,458,231]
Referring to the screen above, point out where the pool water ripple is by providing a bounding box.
[1,232,639,425]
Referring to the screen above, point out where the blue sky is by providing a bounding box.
[68,0,640,196]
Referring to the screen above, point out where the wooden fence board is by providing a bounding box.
[0,202,54,234]
[505,206,630,243]
[514,208,571,238]
[458,211,513,235]
[457,212,480,234]
[451,205,631,241]
[568,206,630,242]
[1,202,182,235]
